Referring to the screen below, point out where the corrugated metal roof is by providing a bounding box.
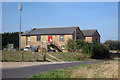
[21,26,79,36]
[81,29,97,37]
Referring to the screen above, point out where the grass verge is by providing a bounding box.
[28,60,118,79]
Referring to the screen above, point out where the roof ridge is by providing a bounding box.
[33,26,79,29]
[81,29,97,31]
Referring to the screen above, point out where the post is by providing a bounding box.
[43,52,46,61]
[19,3,22,50]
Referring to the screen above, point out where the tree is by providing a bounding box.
[2,32,23,49]
[104,40,120,50]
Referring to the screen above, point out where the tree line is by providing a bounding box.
[104,40,120,50]
[2,32,23,49]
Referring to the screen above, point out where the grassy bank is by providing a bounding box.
[46,52,96,61]
[28,60,118,79]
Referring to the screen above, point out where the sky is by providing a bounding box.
[2,2,118,43]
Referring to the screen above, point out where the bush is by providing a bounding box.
[66,39,110,59]
[76,39,86,49]
[81,43,110,59]
[65,39,77,52]
[81,42,93,55]
[91,44,110,59]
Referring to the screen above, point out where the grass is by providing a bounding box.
[2,50,107,62]
[46,53,60,62]
[48,52,96,61]
[28,60,118,79]
[2,50,47,62]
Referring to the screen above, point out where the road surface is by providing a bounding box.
[2,60,105,79]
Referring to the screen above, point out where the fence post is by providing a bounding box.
[43,52,46,61]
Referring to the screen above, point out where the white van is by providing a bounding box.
[24,45,31,51]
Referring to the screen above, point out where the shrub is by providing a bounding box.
[91,44,110,59]
[81,43,110,59]
[81,42,93,55]
[66,39,110,59]
[65,39,77,52]
[76,39,86,49]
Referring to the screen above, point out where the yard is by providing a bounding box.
[28,60,118,79]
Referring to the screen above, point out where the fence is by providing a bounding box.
[2,50,46,62]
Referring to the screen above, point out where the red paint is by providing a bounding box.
[48,36,52,43]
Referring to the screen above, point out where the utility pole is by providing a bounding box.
[18,3,22,50]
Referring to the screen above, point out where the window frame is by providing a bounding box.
[60,35,64,41]
[37,35,41,41]
[26,36,30,41]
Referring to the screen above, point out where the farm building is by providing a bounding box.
[21,26,100,52]
[81,29,100,43]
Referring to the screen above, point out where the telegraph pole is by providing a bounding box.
[18,3,22,50]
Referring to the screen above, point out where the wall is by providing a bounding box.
[92,31,100,43]
[76,28,84,40]
[84,31,100,43]
[85,37,93,43]
[21,35,73,52]
[73,28,84,40]
[21,36,26,49]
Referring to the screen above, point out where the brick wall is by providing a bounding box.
[21,35,73,52]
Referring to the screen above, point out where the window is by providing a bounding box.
[61,45,65,50]
[37,35,41,41]
[60,35,64,41]
[26,36,30,41]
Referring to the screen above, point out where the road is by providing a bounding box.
[2,60,105,79]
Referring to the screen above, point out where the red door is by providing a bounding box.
[48,36,52,43]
